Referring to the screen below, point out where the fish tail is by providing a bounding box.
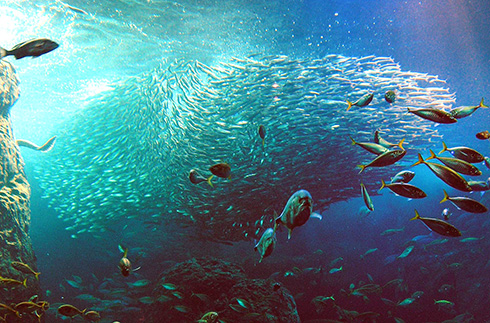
[262,138,265,147]
[379,179,387,191]
[479,97,488,108]
[34,272,41,281]
[349,136,356,145]
[426,149,437,161]
[411,153,425,167]
[123,247,128,258]
[22,278,27,288]
[207,175,214,187]
[439,141,448,155]
[397,138,405,150]
[440,190,449,204]
[410,210,421,221]
[0,47,6,59]
[346,100,353,111]
[357,165,366,174]
[38,136,57,152]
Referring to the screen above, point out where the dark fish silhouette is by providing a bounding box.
[1,38,59,60]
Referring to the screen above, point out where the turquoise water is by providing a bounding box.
[2,0,490,322]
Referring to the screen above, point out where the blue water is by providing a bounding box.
[2,0,490,322]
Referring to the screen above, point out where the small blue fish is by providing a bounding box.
[397,245,414,259]
[65,279,82,289]
[329,266,343,274]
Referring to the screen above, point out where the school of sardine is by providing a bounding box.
[35,54,457,242]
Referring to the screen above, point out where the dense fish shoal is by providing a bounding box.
[36,54,454,242]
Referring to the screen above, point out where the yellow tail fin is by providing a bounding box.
[34,272,41,281]
[410,210,421,221]
[346,100,353,111]
[411,153,425,167]
[426,149,437,161]
[439,141,448,155]
[397,138,405,150]
[207,175,214,187]
[357,165,366,174]
[379,179,387,191]
[440,190,449,204]
[349,136,356,146]
[22,278,27,288]
[479,98,488,108]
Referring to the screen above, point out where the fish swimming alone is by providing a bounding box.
[440,189,488,214]
[254,228,277,263]
[439,141,484,163]
[273,189,318,239]
[1,38,59,59]
[412,153,472,192]
[258,125,266,146]
[360,183,374,212]
[449,98,488,119]
[119,247,132,277]
[410,209,461,237]
[346,92,373,111]
[476,130,490,140]
[385,90,396,103]
[407,107,457,124]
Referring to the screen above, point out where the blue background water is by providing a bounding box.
[1,0,490,322]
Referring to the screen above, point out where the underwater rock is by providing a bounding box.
[147,257,299,323]
[0,60,42,322]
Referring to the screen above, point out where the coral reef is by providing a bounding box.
[0,60,42,321]
[147,257,299,323]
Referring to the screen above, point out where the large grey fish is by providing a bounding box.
[273,189,319,239]
[1,38,59,59]
[440,190,488,213]
[254,228,276,263]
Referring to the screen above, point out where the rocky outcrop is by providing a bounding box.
[147,257,300,323]
[0,60,42,321]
